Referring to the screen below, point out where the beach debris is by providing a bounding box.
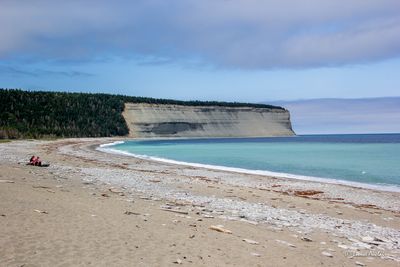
[321,251,333,257]
[320,242,327,245]
[251,252,261,257]
[202,214,214,218]
[209,225,232,234]
[347,237,360,243]
[33,185,51,189]
[109,187,124,194]
[301,237,313,242]
[101,193,110,197]
[124,211,141,215]
[149,179,161,183]
[189,234,195,239]
[373,236,390,243]
[160,207,189,215]
[0,179,14,183]
[361,236,374,243]
[239,218,258,225]
[243,238,259,245]
[355,261,366,266]
[336,211,343,215]
[275,240,296,248]
[34,209,48,214]
[167,200,191,206]
[173,258,182,264]
[294,190,323,197]
[355,203,379,209]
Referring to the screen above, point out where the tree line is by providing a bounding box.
[0,89,284,139]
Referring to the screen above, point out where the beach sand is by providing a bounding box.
[1,138,399,266]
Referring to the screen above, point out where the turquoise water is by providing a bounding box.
[105,134,400,189]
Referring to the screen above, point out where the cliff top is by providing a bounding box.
[1,88,285,110]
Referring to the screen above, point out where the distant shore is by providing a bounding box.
[1,138,400,266]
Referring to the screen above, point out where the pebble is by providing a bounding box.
[173,258,182,264]
[321,251,333,257]
[301,237,313,242]
[276,240,296,248]
[251,252,261,257]
[355,261,365,266]
[243,239,259,245]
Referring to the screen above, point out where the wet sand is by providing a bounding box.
[1,138,399,266]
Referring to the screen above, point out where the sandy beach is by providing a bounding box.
[1,138,399,267]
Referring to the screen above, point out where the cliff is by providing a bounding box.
[122,103,295,138]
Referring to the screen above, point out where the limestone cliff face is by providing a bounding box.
[122,103,295,138]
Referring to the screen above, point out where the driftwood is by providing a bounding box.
[124,211,141,215]
[160,208,189,215]
[242,238,259,245]
[293,190,323,197]
[34,209,48,214]
[209,225,232,234]
[108,188,124,194]
[33,185,51,189]
[0,180,14,183]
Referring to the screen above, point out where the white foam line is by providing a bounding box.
[97,142,400,193]
[98,141,125,148]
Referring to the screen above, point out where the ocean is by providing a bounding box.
[101,134,400,192]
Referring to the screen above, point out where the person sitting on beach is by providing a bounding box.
[29,156,37,165]
[35,157,42,166]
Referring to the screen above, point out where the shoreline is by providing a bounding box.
[1,138,400,266]
[98,140,400,194]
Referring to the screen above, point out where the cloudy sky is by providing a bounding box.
[272,97,400,134]
[1,0,400,102]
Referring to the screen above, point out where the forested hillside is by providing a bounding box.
[0,89,284,139]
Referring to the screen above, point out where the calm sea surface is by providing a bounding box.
[106,134,400,190]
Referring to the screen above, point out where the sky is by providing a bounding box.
[271,97,400,134]
[1,0,400,103]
